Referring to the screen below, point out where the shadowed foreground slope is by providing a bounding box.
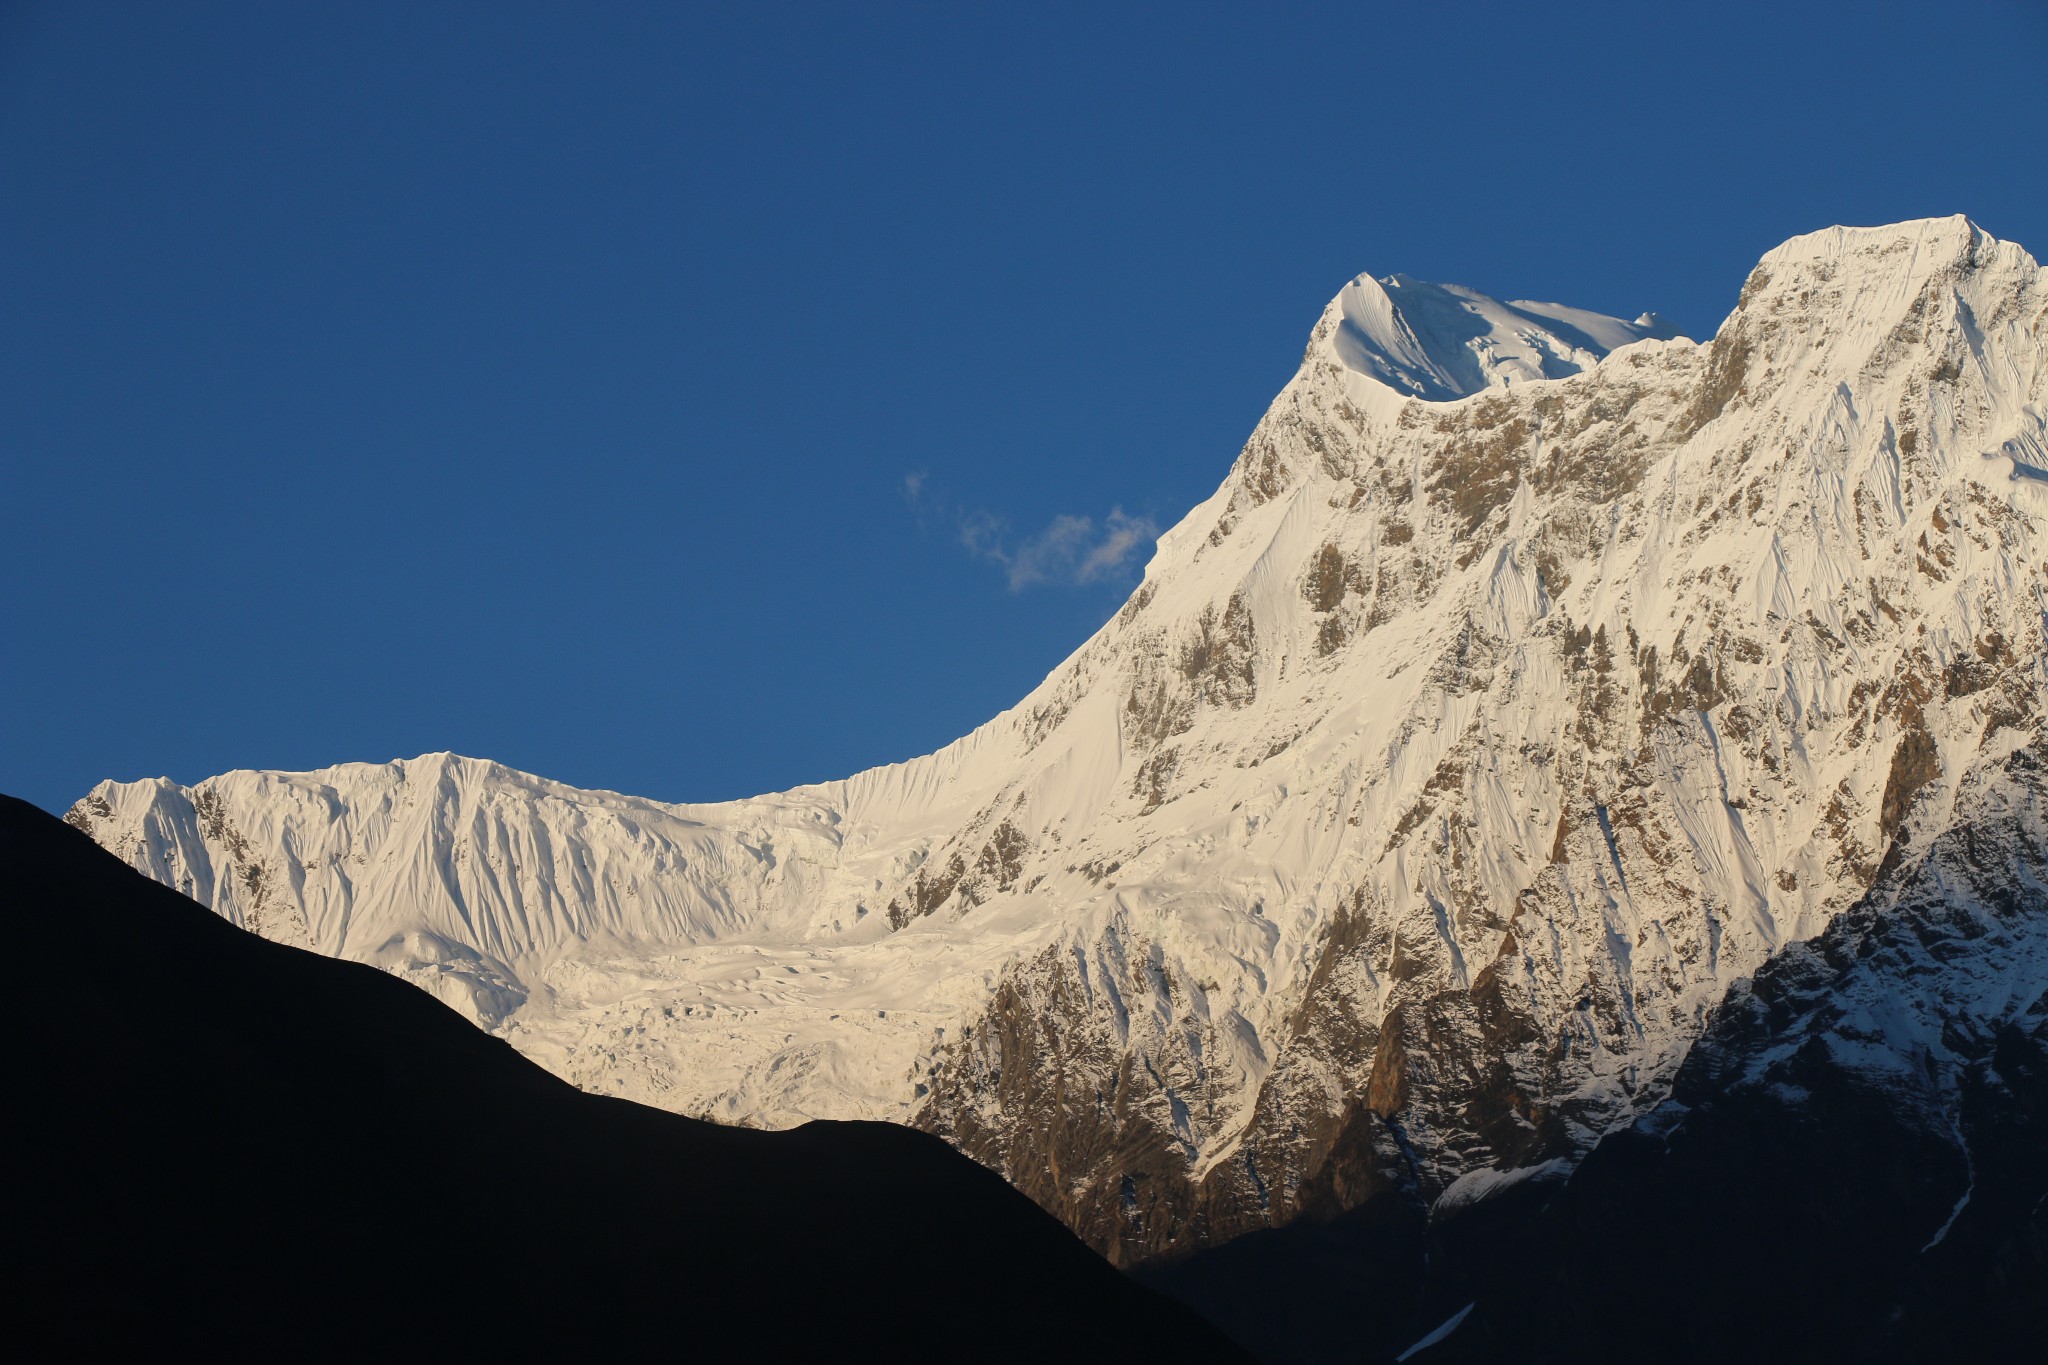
[4,796,1241,1360]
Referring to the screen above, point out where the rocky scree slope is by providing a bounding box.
[69,218,2048,1271]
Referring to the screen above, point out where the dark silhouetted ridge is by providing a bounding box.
[4,795,1243,1360]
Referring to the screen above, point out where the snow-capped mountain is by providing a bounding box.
[70,216,2048,1271]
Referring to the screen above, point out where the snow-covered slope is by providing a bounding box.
[1415,734,2048,1362]
[1327,272,1678,400]
[70,216,2048,1266]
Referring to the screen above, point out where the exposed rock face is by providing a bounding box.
[68,219,2048,1275]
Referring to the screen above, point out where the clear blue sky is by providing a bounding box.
[6,1,2045,814]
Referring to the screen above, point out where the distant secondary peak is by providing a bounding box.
[1318,271,1682,402]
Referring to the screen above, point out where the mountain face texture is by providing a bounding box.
[71,218,2048,1290]
[1143,734,2048,1362]
[1454,733,2048,1362]
[7,797,1240,1360]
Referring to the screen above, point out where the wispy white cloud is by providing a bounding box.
[996,508,1157,590]
[903,473,1157,592]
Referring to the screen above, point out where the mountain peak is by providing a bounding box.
[1728,215,2031,332]
[1757,213,1984,269]
[1311,270,1681,403]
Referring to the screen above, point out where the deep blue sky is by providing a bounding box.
[6,1,2045,813]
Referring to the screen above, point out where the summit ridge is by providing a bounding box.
[1323,271,1683,402]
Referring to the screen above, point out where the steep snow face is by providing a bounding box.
[1679,735,2048,1148]
[1324,273,1680,401]
[67,762,855,1032]
[71,217,2048,1264]
[1436,736,2048,1359]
